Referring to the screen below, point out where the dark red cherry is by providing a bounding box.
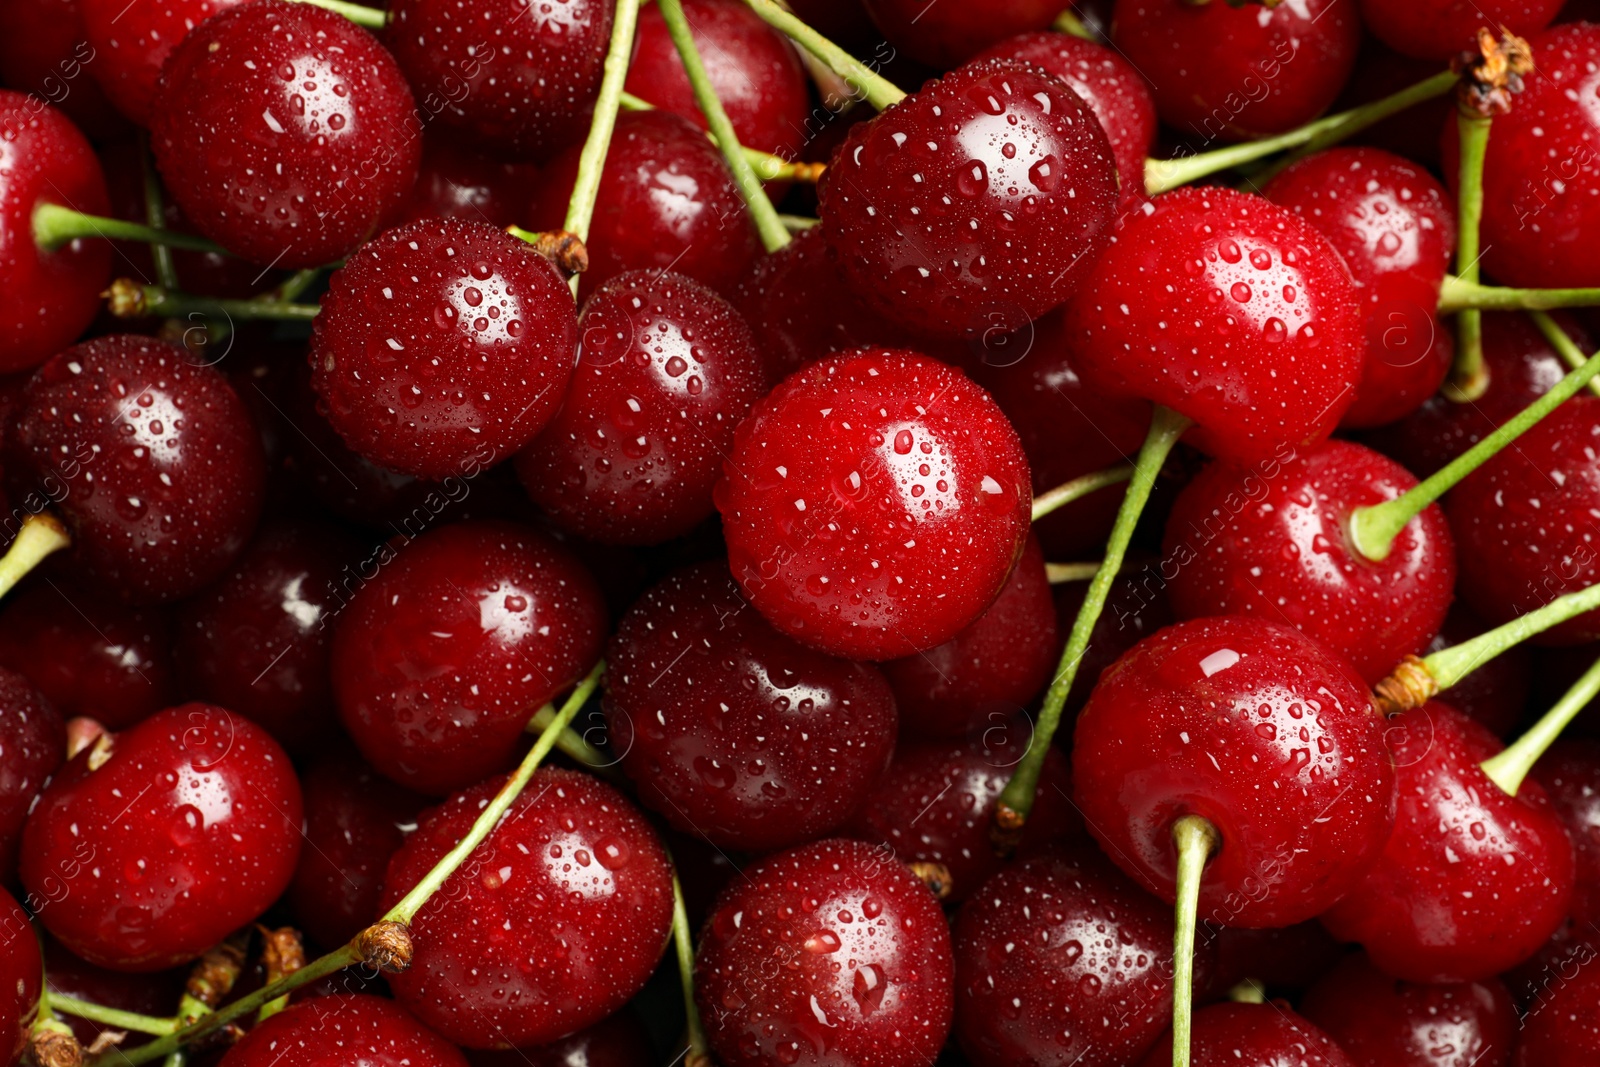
[1112,0,1360,141]
[1300,951,1517,1067]
[1139,1002,1354,1067]
[392,133,539,229]
[528,110,760,299]
[1424,605,1531,737]
[1064,186,1364,464]
[819,58,1117,340]
[1204,920,1345,997]
[21,703,303,971]
[382,767,673,1048]
[42,938,184,1050]
[1515,950,1600,1066]
[462,1008,654,1067]
[696,838,954,1067]
[1331,39,1454,170]
[0,0,126,140]
[0,91,111,374]
[603,560,897,852]
[330,519,606,795]
[515,271,767,545]
[12,335,267,604]
[1361,0,1563,61]
[862,0,1070,68]
[0,669,62,885]
[0,888,39,1067]
[1073,616,1395,928]
[386,0,611,161]
[1322,703,1575,982]
[78,0,247,126]
[1530,739,1600,928]
[716,349,1032,660]
[220,994,466,1067]
[151,0,421,268]
[310,217,578,480]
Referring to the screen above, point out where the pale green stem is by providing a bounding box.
[1481,654,1600,796]
[0,513,70,602]
[1254,70,1459,183]
[140,136,179,291]
[619,91,822,183]
[1437,276,1600,313]
[1446,111,1491,402]
[1052,9,1095,40]
[1426,583,1600,693]
[1171,815,1218,1067]
[1031,464,1135,521]
[1046,562,1102,584]
[104,280,320,322]
[281,0,388,28]
[49,995,178,1036]
[33,203,229,255]
[741,0,905,111]
[672,871,709,1065]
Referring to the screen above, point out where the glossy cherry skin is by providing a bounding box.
[528,110,760,299]
[1073,616,1395,928]
[330,520,606,795]
[42,938,184,1050]
[1531,739,1600,928]
[1424,605,1531,738]
[716,349,1032,660]
[0,91,111,374]
[392,133,539,229]
[20,703,303,971]
[462,1009,654,1067]
[1162,440,1456,685]
[1065,186,1363,464]
[820,58,1117,340]
[311,217,578,480]
[382,767,673,1048]
[1322,703,1575,983]
[1300,952,1517,1067]
[1361,0,1563,62]
[386,0,611,161]
[78,0,247,126]
[603,560,897,852]
[1515,953,1600,1066]
[1112,0,1360,141]
[12,335,267,604]
[0,888,39,1067]
[696,838,954,1067]
[862,0,1070,67]
[220,994,466,1067]
[0,0,125,140]
[0,669,62,886]
[1139,1002,1354,1067]
[516,271,767,545]
[151,0,421,268]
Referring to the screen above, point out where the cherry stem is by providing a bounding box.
[1171,814,1218,1067]
[780,214,819,232]
[103,279,320,322]
[1419,582,1600,702]
[671,869,710,1067]
[1348,312,1600,562]
[48,995,178,1036]
[1046,562,1101,584]
[270,267,325,304]
[996,406,1191,835]
[1480,653,1600,796]
[619,91,824,184]
[1147,70,1457,195]
[1445,110,1492,402]
[0,513,70,602]
[1030,463,1134,521]
[281,0,388,29]
[1226,979,1266,1004]
[1052,8,1095,40]
[139,135,180,291]
[525,700,624,782]
[33,203,230,256]
[1437,276,1600,313]
[740,0,907,111]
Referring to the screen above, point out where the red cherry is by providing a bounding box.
[0,888,39,1067]
[820,58,1117,340]
[42,938,184,1050]
[863,0,1072,68]
[1204,920,1345,997]
[462,1009,654,1067]
[1064,186,1364,464]
[1360,0,1563,61]
[515,271,767,545]
[0,91,111,374]
[12,335,267,604]
[386,0,611,161]
[1515,951,1600,1066]
[310,217,578,480]
[1138,1002,1354,1067]
[392,133,540,229]
[220,994,466,1067]
[1300,951,1517,1067]
[0,0,126,140]
[0,669,61,885]
[150,0,421,267]
[381,767,673,1048]
[331,520,607,795]
[716,349,1032,660]
[1321,703,1575,982]
[1424,605,1532,737]
[1530,739,1600,928]
[78,0,247,126]
[1112,0,1360,140]
[1072,616,1395,927]
[21,703,303,971]
[695,838,954,1067]
[603,560,897,852]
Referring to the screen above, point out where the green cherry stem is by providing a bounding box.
[140,135,180,291]
[1052,8,1096,40]
[1480,653,1600,796]
[741,0,906,110]
[525,700,623,782]
[996,406,1191,837]
[1542,309,1600,398]
[0,513,70,602]
[619,91,825,183]
[282,0,389,28]
[1347,312,1600,562]
[1030,463,1134,521]
[1226,980,1267,1005]
[33,203,230,256]
[1445,109,1492,402]
[779,214,820,232]
[1437,275,1600,313]
[1170,814,1218,1067]
[103,279,320,322]
[48,995,179,1036]
[1045,562,1102,584]
[671,869,710,1067]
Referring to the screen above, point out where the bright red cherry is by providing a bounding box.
[863,0,1071,67]
[0,888,39,1067]
[716,349,1032,660]
[820,58,1117,340]
[1531,739,1600,928]
[150,0,421,267]
[382,767,674,1048]
[696,838,954,1067]
[0,669,61,886]
[1073,616,1395,928]
[78,0,246,126]
[21,703,303,971]
[1322,703,1575,982]
[0,0,125,139]
[12,335,267,604]
[1064,186,1363,464]
[603,560,897,852]
[1139,1002,1354,1067]
[0,91,111,374]
[1425,605,1531,738]
[220,994,466,1067]
[1515,951,1600,1066]
[392,133,539,229]
[331,520,607,795]
[1361,0,1563,61]
[462,1009,654,1067]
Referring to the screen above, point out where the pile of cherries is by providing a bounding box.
[7,0,1600,1065]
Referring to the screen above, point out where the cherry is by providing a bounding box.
[381,767,674,1048]
[1138,1002,1354,1067]
[819,58,1117,341]
[527,110,761,299]
[78,0,246,127]
[954,843,1205,1067]
[386,0,611,162]
[392,132,539,229]
[715,348,1033,660]
[0,0,125,140]
[0,91,112,374]
[0,668,61,885]
[695,838,954,1067]
[1530,739,1600,928]
[1331,40,1455,171]
[862,0,1071,68]
[150,0,421,268]
[1072,615,1394,928]
[1321,702,1574,982]
[1111,0,1360,141]
[515,270,767,545]
[1064,186,1364,464]
[12,335,267,604]
[20,703,303,971]
[603,559,897,852]
[1300,951,1518,1067]
[0,888,39,1067]
[220,994,466,1067]
[1204,921,1345,998]
[330,519,607,795]
[1361,0,1564,61]
[309,217,578,481]
[462,1008,654,1067]
[1515,950,1600,1066]
[42,937,184,1050]
[1425,605,1532,737]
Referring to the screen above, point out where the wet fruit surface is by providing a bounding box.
[219,993,468,1067]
